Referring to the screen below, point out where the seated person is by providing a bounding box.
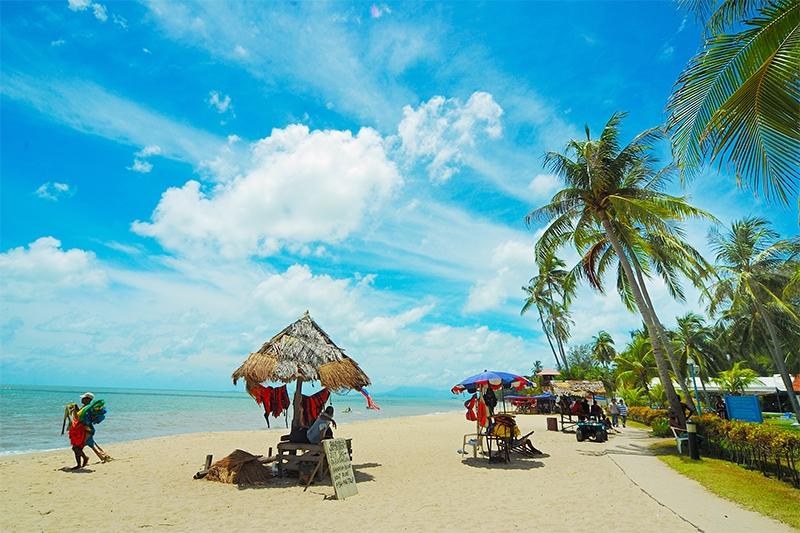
[590,400,603,420]
[570,399,588,421]
[306,406,337,444]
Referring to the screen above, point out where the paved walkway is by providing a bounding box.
[595,428,792,532]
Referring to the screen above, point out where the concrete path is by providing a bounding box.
[594,428,793,532]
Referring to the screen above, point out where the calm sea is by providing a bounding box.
[0,385,461,455]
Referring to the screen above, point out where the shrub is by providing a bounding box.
[628,409,800,487]
[628,406,668,425]
[651,417,671,437]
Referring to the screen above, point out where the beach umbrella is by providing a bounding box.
[451,370,532,394]
[232,311,371,430]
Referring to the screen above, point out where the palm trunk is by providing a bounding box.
[537,304,562,371]
[292,378,304,430]
[599,214,686,428]
[546,280,571,372]
[633,260,697,413]
[753,290,800,423]
[555,334,569,372]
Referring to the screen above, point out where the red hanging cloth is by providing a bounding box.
[301,388,330,426]
[270,385,290,418]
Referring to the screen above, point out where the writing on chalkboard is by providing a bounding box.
[323,438,357,500]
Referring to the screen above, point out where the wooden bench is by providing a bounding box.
[276,439,352,478]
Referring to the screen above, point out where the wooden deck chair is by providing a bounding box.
[503,431,543,457]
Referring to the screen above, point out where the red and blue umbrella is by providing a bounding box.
[451,370,532,394]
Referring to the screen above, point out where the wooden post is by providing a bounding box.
[268,447,272,458]
[292,378,304,430]
[204,454,213,470]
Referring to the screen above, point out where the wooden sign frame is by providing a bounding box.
[322,438,358,500]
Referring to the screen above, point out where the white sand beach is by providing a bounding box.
[0,412,790,532]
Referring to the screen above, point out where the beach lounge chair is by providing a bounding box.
[502,430,542,457]
[670,426,689,454]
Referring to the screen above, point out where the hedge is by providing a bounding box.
[628,406,800,487]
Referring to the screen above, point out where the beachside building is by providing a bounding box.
[650,374,800,412]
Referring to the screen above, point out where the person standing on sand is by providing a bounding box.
[617,399,628,428]
[609,398,620,427]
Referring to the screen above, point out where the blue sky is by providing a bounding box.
[1,1,795,391]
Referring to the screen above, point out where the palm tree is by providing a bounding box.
[592,330,617,367]
[615,333,659,391]
[528,112,712,427]
[522,252,574,371]
[667,0,800,204]
[617,385,650,407]
[715,362,760,394]
[708,216,800,421]
[671,312,724,407]
[577,224,714,412]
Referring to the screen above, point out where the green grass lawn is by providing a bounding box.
[764,413,800,433]
[650,441,800,529]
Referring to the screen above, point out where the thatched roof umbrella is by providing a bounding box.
[232,311,370,430]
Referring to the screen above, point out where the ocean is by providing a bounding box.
[0,384,462,455]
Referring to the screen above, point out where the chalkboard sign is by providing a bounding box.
[323,438,357,500]
[725,395,763,423]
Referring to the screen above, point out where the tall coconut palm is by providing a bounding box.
[591,330,617,367]
[522,284,563,370]
[708,216,800,421]
[671,312,723,407]
[615,333,658,391]
[667,0,800,204]
[528,112,711,427]
[577,222,714,411]
[522,252,574,371]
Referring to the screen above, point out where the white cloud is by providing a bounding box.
[132,125,402,258]
[67,0,107,22]
[92,3,107,21]
[35,181,75,201]
[398,92,503,182]
[128,158,153,173]
[465,239,533,313]
[659,44,675,61]
[252,264,364,323]
[143,47,152,54]
[351,304,433,344]
[136,145,162,157]
[1,73,228,167]
[112,13,128,28]
[227,134,241,144]
[50,39,66,47]
[370,4,391,19]
[233,45,247,57]
[67,0,90,10]
[528,173,560,200]
[0,237,108,299]
[207,91,232,114]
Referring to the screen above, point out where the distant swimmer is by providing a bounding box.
[343,407,352,414]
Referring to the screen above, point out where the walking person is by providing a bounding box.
[609,398,620,427]
[77,393,112,463]
[618,399,628,428]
